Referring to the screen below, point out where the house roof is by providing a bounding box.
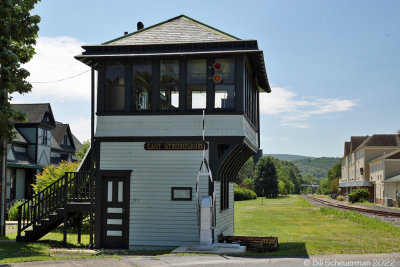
[368,149,400,164]
[383,174,400,183]
[12,128,28,144]
[350,136,369,153]
[105,15,239,45]
[12,103,56,126]
[75,15,271,93]
[357,134,400,150]
[51,122,79,152]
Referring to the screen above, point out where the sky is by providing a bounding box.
[11,0,400,157]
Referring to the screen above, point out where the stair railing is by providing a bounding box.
[17,171,94,239]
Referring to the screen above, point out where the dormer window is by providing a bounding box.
[62,134,69,145]
[43,112,51,123]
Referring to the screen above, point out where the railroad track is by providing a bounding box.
[303,195,400,218]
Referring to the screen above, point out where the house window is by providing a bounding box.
[214,58,235,109]
[187,59,207,109]
[63,134,68,145]
[132,61,152,110]
[40,129,49,145]
[160,60,179,110]
[221,179,229,210]
[105,62,125,111]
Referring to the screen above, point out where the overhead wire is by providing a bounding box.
[31,69,91,84]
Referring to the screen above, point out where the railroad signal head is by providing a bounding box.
[213,62,221,71]
[213,74,222,84]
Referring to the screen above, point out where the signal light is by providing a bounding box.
[213,74,222,84]
[213,62,221,70]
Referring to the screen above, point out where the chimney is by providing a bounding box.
[137,21,144,30]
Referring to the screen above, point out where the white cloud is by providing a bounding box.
[12,36,91,102]
[260,87,358,128]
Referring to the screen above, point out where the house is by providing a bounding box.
[369,149,400,206]
[339,133,400,205]
[72,15,270,249]
[5,103,81,203]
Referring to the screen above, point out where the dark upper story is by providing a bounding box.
[75,15,271,129]
[8,104,81,167]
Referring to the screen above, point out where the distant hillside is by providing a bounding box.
[265,154,315,161]
[265,154,341,181]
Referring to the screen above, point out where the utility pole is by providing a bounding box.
[0,88,7,236]
[0,142,6,236]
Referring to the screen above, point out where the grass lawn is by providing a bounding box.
[235,195,400,256]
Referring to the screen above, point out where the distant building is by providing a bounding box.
[339,133,400,206]
[5,103,81,203]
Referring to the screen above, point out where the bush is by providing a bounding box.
[33,161,79,193]
[348,188,369,203]
[241,177,254,191]
[234,187,257,201]
[7,200,28,221]
[337,195,345,201]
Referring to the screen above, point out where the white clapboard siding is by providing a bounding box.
[214,181,234,237]
[96,115,258,149]
[100,142,210,248]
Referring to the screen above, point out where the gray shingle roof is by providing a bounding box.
[12,128,28,144]
[11,103,55,125]
[107,15,239,45]
[360,134,400,148]
[350,136,369,153]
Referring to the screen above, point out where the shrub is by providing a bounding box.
[241,177,254,191]
[337,195,345,201]
[7,200,28,221]
[33,161,79,193]
[348,188,370,203]
[234,187,257,201]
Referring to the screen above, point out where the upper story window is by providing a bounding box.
[39,128,50,146]
[214,58,235,109]
[62,133,69,145]
[187,59,207,109]
[43,112,51,123]
[132,61,152,110]
[106,62,125,111]
[160,60,179,110]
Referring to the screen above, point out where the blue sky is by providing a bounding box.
[11,0,400,157]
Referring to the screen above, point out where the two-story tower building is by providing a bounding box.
[75,15,271,249]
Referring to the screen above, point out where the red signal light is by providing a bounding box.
[213,74,222,84]
[213,62,221,70]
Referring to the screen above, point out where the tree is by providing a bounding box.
[0,1,41,144]
[0,0,41,237]
[253,156,278,198]
[75,140,91,162]
[237,157,254,185]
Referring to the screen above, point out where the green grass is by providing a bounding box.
[235,195,400,256]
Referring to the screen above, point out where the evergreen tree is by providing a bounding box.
[254,156,278,198]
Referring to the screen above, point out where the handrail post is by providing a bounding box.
[64,173,68,203]
[17,205,22,238]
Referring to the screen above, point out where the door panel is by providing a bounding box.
[101,174,129,248]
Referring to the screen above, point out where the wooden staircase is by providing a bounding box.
[16,171,94,242]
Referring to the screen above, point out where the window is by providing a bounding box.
[214,58,235,109]
[187,59,207,109]
[63,134,68,145]
[40,129,49,145]
[160,60,179,110]
[221,179,229,210]
[105,62,125,111]
[132,61,152,110]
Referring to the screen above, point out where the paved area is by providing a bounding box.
[5,253,400,267]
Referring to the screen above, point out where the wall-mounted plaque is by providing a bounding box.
[145,142,207,151]
[171,187,192,201]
